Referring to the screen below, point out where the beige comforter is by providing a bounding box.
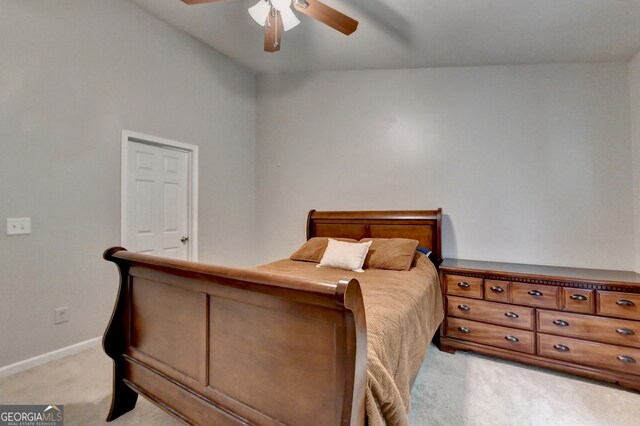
[256,253,444,426]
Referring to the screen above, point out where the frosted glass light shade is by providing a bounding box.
[279,6,300,31]
[271,0,291,10]
[249,0,271,26]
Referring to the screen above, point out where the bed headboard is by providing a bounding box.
[307,209,443,265]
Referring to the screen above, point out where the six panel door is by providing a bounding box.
[126,141,190,259]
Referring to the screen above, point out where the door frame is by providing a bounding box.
[121,130,199,261]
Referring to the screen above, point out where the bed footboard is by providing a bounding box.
[102,247,367,426]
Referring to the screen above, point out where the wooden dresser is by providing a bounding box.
[438,259,640,391]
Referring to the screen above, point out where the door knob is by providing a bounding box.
[180,236,189,244]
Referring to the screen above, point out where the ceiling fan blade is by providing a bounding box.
[293,0,358,35]
[264,10,283,53]
[180,0,226,5]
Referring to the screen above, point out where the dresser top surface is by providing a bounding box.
[440,259,640,285]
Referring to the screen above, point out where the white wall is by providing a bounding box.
[0,0,256,367]
[631,51,640,273]
[256,63,634,269]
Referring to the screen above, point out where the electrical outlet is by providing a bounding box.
[6,218,31,235]
[55,306,69,324]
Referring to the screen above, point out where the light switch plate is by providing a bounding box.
[7,218,31,235]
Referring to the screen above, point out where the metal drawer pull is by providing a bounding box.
[505,335,519,343]
[490,286,504,293]
[616,299,635,307]
[458,326,471,333]
[457,282,471,289]
[458,304,470,311]
[553,319,570,327]
[504,312,519,319]
[553,344,570,352]
[616,328,635,336]
[617,355,636,364]
[570,294,587,301]
[528,290,543,297]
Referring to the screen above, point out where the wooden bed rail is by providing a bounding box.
[103,247,367,425]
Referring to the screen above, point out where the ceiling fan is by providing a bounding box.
[180,0,359,52]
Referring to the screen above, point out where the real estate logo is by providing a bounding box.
[0,405,63,426]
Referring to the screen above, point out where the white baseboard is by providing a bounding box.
[0,336,102,379]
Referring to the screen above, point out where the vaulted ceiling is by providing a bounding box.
[130,0,640,74]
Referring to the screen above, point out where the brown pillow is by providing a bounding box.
[360,238,420,271]
[290,237,358,263]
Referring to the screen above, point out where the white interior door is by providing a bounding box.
[125,140,190,260]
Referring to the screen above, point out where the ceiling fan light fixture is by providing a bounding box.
[185,0,357,52]
[249,0,271,26]
[250,0,299,31]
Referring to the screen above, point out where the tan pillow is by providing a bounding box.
[317,239,372,273]
[360,238,420,271]
[290,237,358,263]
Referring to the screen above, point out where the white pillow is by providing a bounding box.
[317,239,372,273]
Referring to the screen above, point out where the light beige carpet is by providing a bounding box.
[0,343,638,425]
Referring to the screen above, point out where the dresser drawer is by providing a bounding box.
[562,288,595,314]
[538,333,640,375]
[598,291,640,321]
[445,275,483,299]
[447,296,533,330]
[512,282,559,309]
[485,280,510,303]
[537,310,640,349]
[446,317,534,354]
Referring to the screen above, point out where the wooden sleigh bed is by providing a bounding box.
[102,209,443,425]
